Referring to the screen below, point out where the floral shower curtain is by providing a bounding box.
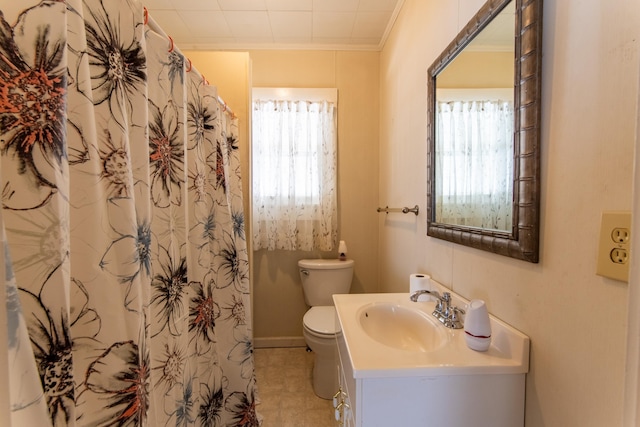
[0,0,258,426]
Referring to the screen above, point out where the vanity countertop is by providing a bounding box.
[333,292,530,379]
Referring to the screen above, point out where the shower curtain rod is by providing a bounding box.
[145,8,235,118]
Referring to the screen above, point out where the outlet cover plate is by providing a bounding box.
[596,211,631,282]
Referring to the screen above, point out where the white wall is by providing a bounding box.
[379,0,639,425]
[248,51,381,344]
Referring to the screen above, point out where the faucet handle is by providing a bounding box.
[441,292,451,314]
[451,306,465,318]
[447,306,465,329]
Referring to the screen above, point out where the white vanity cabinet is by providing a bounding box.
[336,330,524,426]
[333,292,530,427]
[334,359,355,427]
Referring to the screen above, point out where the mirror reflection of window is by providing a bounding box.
[435,92,514,231]
[433,2,515,232]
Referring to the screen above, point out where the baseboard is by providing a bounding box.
[254,336,306,348]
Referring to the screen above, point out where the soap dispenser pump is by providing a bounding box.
[338,240,347,261]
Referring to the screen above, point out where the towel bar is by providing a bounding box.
[376,205,419,216]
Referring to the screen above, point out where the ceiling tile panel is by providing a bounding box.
[143,0,173,10]
[272,37,314,44]
[349,38,382,46]
[224,11,273,38]
[358,0,399,11]
[312,0,360,12]
[266,0,313,11]
[312,37,352,45]
[187,37,237,46]
[352,11,392,38]
[270,11,313,38]
[218,0,267,11]
[313,12,356,38]
[145,0,403,50]
[178,11,232,37]
[168,0,221,11]
[148,10,192,38]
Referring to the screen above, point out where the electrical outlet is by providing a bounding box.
[612,228,630,244]
[596,211,631,282]
[610,248,629,264]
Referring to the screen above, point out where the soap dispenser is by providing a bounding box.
[464,299,492,352]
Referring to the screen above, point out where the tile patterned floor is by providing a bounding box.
[254,347,335,426]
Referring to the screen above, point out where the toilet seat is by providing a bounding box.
[303,306,339,336]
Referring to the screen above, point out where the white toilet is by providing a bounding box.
[299,258,354,399]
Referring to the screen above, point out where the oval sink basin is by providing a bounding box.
[358,302,446,352]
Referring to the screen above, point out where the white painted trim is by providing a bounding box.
[623,59,640,426]
[252,88,338,104]
[177,43,383,52]
[254,336,307,349]
[379,0,406,51]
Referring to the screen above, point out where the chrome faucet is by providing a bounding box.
[409,289,441,302]
[410,290,465,329]
[409,289,444,319]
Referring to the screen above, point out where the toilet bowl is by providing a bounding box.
[298,258,354,399]
[303,306,341,399]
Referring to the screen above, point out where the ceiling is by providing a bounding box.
[144,0,404,51]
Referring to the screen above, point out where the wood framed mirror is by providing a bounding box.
[426,0,542,263]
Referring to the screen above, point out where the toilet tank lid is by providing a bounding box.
[298,259,355,269]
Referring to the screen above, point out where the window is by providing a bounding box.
[252,88,338,251]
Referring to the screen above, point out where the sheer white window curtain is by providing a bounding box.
[252,98,337,251]
[436,99,514,231]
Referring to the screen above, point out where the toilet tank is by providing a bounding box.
[298,259,354,306]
